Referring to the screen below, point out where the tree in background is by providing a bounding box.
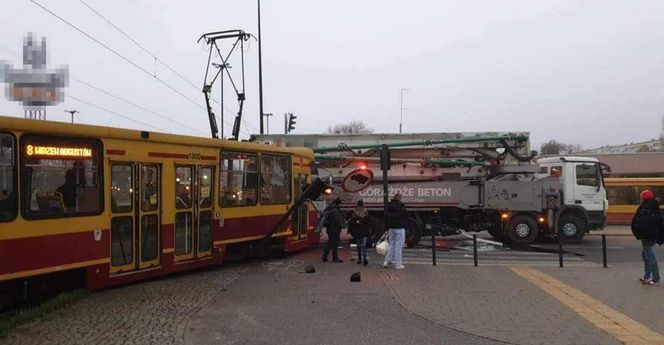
[326,120,374,134]
[540,140,583,155]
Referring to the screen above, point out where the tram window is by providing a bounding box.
[21,135,102,219]
[199,167,213,208]
[175,166,192,209]
[608,185,664,205]
[0,133,17,222]
[175,212,193,255]
[576,164,599,187]
[220,152,258,207]
[141,215,159,261]
[111,165,132,213]
[111,216,133,267]
[141,165,159,212]
[260,155,291,205]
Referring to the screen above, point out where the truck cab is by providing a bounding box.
[536,156,608,240]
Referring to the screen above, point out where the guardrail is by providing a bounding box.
[427,231,632,268]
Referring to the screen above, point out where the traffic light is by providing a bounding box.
[287,113,297,133]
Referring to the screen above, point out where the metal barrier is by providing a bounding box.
[427,232,632,268]
[587,233,632,268]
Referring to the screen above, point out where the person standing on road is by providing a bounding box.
[322,197,344,263]
[383,193,408,270]
[631,189,664,286]
[349,199,371,266]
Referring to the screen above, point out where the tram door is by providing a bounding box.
[174,165,214,261]
[110,163,161,274]
[292,173,309,241]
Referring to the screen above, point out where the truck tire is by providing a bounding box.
[405,218,422,248]
[557,215,586,243]
[507,215,538,244]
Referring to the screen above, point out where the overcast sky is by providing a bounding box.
[2,0,664,150]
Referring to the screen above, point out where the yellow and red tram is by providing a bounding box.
[0,115,318,308]
[604,177,664,224]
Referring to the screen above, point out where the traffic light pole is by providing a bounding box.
[381,144,390,233]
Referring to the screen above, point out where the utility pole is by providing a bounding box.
[257,0,265,134]
[265,113,273,134]
[284,113,287,134]
[400,88,408,134]
[65,110,79,124]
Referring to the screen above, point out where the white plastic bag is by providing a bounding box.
[375,234,389,256]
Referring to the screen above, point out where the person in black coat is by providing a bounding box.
[322,197,344,263]
[349,200,371,266]
[631,190,664,285]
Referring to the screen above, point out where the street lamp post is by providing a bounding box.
[400,88,408,134]
[65,109,79,124]
[257,0,265,134]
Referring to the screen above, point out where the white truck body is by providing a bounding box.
[253,133,607,245]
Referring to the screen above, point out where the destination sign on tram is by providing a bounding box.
[26,144,93,158]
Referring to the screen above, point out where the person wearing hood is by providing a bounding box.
[322,197,344,263]
[631,189,664,286]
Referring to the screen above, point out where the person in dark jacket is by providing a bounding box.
[631,190,664,285]
[383,193,409,269]
[322,197,344,263]
[349,200,371,266]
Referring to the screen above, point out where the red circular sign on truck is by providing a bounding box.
[342,168,374,193]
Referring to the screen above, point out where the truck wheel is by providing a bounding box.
[507,215,538,244]
[557,215,586,243]
[405,218,423,248]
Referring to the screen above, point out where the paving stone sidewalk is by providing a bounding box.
[0,265,245,345]
[376,259,620,345]
[540,263,664,336]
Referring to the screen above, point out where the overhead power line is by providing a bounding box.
[68,94,166,132]
[78,0,199,91]
[29,0,205,112]
[74,78,212,135]
[77,0,241,116]
[29,0,255,138]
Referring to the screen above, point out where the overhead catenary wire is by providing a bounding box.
[74,78,213,135]
[29,0,205,112]
[79,0,198,93]
[68,94,166,132]
[29,0,254,138]
[78,0,243,116]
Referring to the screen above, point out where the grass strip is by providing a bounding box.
[0,289,90,338]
